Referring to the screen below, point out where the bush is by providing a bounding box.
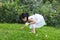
[39,1,60,26]
[0,2,18,23]
[0,0,60,26]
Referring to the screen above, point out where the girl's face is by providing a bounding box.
[22,17,27,22]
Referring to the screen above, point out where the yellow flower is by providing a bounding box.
[25,22,29,26]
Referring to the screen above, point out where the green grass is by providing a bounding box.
[0,23,60,40]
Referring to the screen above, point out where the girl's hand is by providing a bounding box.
[20,22,29,30]
[25,22,30,26]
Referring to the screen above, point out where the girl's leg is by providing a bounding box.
[31,28,35,33]
[31,24,36,33]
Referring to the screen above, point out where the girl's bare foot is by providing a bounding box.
[32,31,36,34]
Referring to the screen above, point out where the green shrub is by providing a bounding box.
[0,0,60,26]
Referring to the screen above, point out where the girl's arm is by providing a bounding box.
[21,22,30,29]
[25,22,30,26]
[29,18,36,24]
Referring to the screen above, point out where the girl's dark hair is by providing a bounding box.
[19,13,29,22]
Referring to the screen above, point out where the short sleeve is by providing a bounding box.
[28,16,34,20]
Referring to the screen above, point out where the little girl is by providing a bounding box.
[20,13,46,33]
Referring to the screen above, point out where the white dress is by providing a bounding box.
[28,14,46,28]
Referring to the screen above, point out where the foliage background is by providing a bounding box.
[0,0,60,26]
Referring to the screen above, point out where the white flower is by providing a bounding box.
[45,35,48,37]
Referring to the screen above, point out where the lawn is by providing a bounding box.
[0,23,60,40]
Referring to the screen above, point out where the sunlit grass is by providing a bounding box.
[0,23,60,40]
